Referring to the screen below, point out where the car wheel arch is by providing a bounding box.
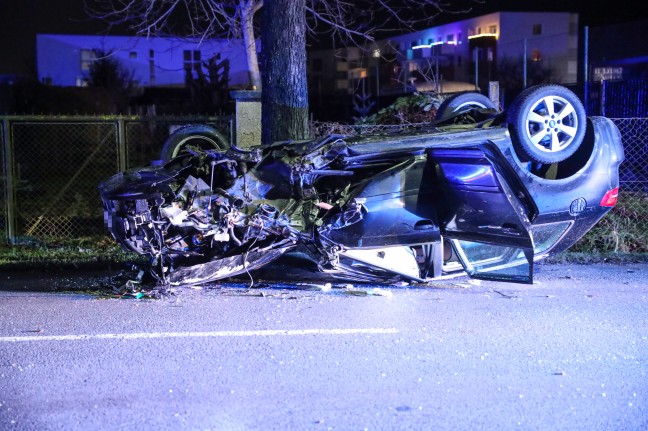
[160,124,229,161]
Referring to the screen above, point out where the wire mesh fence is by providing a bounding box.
[1,115,231,243]
[1,115,647,252]
[607,118,648,252]
[11,121,118,239]
[616,118,648,191]
[0,120,6,238]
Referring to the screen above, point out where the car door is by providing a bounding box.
[427,147,536,283]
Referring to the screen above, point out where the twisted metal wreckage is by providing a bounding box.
[99,85,624,286]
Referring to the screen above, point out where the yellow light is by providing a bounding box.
[468,33,498,40]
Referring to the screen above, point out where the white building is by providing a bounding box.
[308,11,579,98]
[36,34,253,88]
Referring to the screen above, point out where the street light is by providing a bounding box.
[474,47,480,91]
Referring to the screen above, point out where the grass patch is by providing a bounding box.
[0,235,142,270]
[570,192,648,253]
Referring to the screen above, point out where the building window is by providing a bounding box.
[488,25,497,34]
[446,34,455,44]
[427,38,434,45]
[80,49,96,72]
[531,49,542,62]
[532,24,542,35]
[477,27,482,35]
[129,51,137,59]
[458,32,463,44]
[183,50,202,72]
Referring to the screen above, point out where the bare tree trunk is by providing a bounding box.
[240,0,262,90]
[261,0,309,145]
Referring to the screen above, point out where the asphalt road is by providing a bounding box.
[1,262,647,430]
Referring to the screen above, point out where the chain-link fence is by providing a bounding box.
[607,118,648,252]
[2,115,647,252]
[1,115,231,244]
[0,120,6,239]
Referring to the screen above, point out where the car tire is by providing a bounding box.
[160,125,228,161]
[436,92,497,120]
[507,84,586,164]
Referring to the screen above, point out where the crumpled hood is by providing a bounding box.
[99,166,175,200]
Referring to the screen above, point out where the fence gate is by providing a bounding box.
[1,115,230,244]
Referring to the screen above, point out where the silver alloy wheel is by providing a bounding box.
[524,95,579,154]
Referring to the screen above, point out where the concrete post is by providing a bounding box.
[2,118,15,244]
[488,81,500,110]
[230,90,262,148]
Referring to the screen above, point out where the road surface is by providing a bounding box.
[1,262,647,430]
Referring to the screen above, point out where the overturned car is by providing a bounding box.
[99,85,624,285]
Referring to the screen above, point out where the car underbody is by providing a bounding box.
[99,85,624,286]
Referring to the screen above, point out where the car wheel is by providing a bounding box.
[507,84,586,164]
[160,125,228,161]
[436,92,497,120]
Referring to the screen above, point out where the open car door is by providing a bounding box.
[427,147,536,284]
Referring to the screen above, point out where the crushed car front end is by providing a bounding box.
[99,86,624,286]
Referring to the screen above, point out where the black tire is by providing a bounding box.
[436,92,497,120]
[507,84,586,164]
[160,125,228,161]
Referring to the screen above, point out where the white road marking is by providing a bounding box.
[0,328,398,342]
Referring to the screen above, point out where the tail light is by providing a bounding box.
[600,187,619,207]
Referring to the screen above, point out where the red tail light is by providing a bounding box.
[600,187,619,207]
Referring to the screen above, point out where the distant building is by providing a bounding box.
[308,11,579,101]
[36,34,253,88]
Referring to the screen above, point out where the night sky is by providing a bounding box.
[1,0,646,76]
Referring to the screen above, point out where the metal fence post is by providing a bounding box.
[583,26,589,115]
[600,79,607,117]
[2,118,16,245]
[523,38,527,89]
[117,118,127,171]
